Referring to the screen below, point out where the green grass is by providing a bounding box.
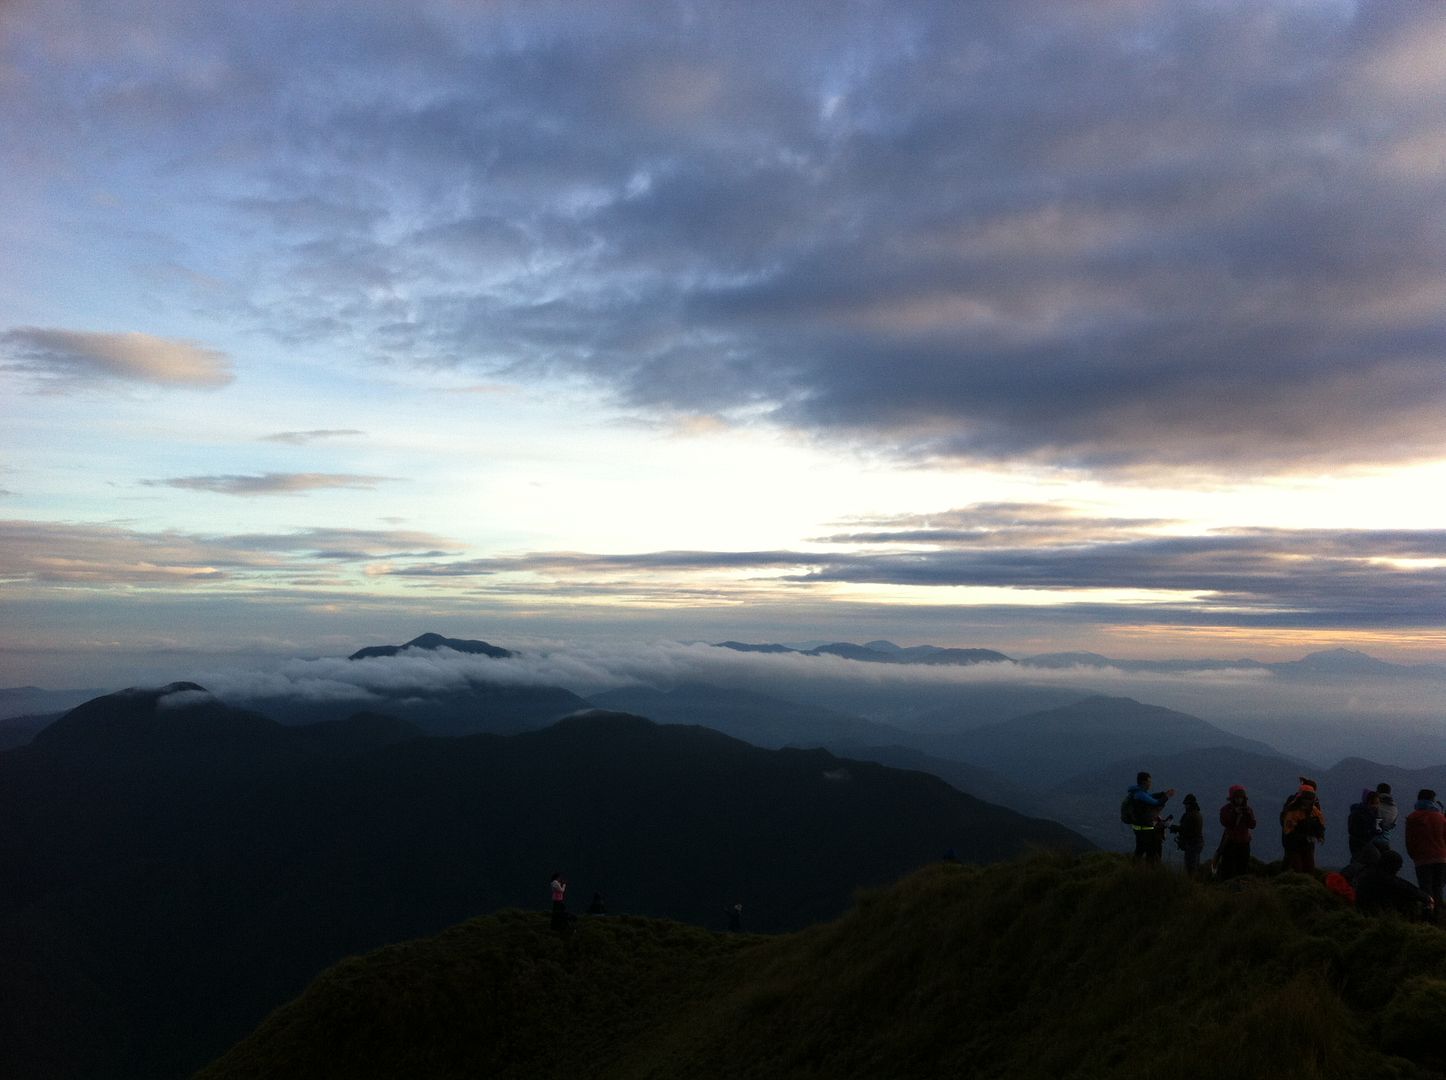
[198,856,1446,1080]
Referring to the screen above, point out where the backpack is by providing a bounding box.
[1121,792,1152,827]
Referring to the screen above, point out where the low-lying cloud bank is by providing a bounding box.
[182,637,1446,766]
[198,639,1273,703]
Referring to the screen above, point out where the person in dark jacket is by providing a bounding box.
[1355,849,1433,919]
[1217,785,1256,880]
[1348,789,1383,860]
[1376,782,1399,845]
[1127,771,1175,863]
[1171,793,1205,876]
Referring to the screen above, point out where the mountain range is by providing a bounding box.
[0,683,1085,1080]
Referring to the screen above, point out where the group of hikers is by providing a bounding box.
[1124,771,1446,919]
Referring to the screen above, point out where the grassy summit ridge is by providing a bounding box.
[200,855,1446,1080]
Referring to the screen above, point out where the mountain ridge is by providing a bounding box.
[198,854,1446,1079]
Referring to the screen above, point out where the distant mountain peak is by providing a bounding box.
[1281,648,1397,674]
[348,633,513,661]
[713,641,797,654]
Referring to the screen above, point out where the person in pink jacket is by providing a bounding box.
[1404,789,1446,909]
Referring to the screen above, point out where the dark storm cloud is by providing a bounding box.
[9,1,1446,470]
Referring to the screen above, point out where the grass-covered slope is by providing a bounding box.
[200,856,1446,1080]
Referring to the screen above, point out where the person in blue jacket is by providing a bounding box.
[1127,771,1176,863]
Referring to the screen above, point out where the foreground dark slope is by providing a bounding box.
[201,855,1446,1080]
[0,693,1085,1080]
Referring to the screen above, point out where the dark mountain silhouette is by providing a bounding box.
[0,712,61,751]
[1273,648,1407,677]
[32,682,273,756]
[823,741,1032,814]
[712,639,795,653]
[199,857,1446,1080]
[0,686,116,748]
[891,685,1090,732]
[586,682,909,748]
[586,685,1039,812]
[911,695,1289,786]
[0,694,1087,1080]
[347,631,513,660]
[242,678,591,737]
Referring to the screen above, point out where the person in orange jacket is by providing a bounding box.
[1404,789,1446,909]
[1280,778,1325,873]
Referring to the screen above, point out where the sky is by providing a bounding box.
[4,0,1446,687]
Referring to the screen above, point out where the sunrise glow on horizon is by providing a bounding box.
[4,1,1446,685]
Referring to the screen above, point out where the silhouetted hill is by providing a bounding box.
[1274,648,1408,677]
[32,683,275,757]
[586,682,909,748]
[200,855,1446,1080]
[914,695,1288,785]
[0,705,1086,1080]
[347,631,513,660]
[585,686,1039,811]
[823,741,1033,814]
[713,639,795,653]
[237,680,590,736]
[0,712,61,750]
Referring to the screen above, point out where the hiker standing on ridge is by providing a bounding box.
[1171,794,1205,876]
[1404,789,1446,912]
[1376,783,1399,846]
[1217,785,1256,880]
[1348,789,1384,861]
[1126,771,1175,863]
[549,871,570,930]
[1281,778,1326,873]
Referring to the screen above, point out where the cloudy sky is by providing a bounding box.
[4,0,1446,685]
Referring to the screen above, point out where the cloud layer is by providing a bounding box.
[6,1,1445,471]
[1,328,234,389]
[145,473,395,496]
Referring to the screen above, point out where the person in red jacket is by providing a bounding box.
[1404,789,1446,909]
[1217,784,1256,880]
